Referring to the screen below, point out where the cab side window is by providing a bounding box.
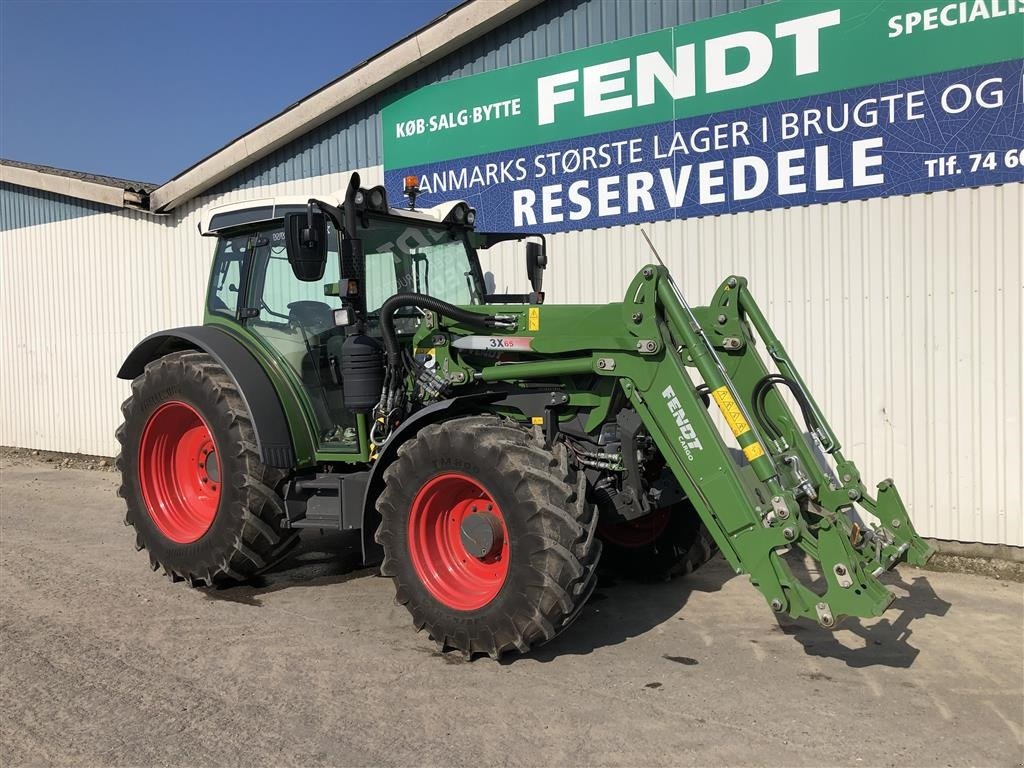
[257,227,341,320]
[243,222,356,450]
[208,234,249,316]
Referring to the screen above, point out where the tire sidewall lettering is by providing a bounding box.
[429,457,478,474]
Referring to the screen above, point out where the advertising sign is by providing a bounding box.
[382,0,1024,232]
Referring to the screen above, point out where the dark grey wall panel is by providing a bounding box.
[0,182,119,232]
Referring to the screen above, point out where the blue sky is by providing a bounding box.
[0,0,459,184]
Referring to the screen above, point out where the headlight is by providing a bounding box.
[368,186,388,211]
[444,202,474,225]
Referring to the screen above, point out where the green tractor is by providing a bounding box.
[117,173,932,658]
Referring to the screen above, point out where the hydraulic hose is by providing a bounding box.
[752,374,820,443]
[378,293,495,365]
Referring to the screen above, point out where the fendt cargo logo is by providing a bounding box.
[662,385,703,460]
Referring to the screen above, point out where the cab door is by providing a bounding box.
[241,223,360,453]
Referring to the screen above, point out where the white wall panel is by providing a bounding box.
[519,184,1022,547]
[1,175,1020,546]
[0,166,381,460]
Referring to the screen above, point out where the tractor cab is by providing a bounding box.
[198,175,545,455]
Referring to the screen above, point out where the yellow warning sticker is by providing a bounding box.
[528,307,540,331]
[743,442,765,462]
[711,386,751,437]
[531,416,544,425]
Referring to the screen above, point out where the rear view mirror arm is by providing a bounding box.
[308,199,345,235]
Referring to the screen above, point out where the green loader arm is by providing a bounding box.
[443,264,932,628]
[622,265,933,626]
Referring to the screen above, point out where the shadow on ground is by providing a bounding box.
[204,533,950,669]
[511,561,734,664]
[208,530,735,660]
[777,568,952,669]
[204,529,377,607]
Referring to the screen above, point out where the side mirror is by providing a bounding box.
[526,240,547,293]
[284,211,328,281]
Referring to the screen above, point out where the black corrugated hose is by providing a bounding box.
[378,293,495,366]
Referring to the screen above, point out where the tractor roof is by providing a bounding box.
[200,192,473,235]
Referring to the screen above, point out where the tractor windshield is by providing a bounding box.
[361,216,482,313]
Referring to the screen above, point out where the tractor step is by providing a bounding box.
[282,471,368,531]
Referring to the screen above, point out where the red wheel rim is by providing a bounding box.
[138,401,221,544]
[407,472,509,611]
[598,507,671,549]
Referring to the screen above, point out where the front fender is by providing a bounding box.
[118,326,296,469]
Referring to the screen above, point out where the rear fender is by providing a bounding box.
[118,326,297,469]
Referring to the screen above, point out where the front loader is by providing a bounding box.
[116,172,932,658]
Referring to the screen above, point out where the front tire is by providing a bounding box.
[375,417,601,659]
[116,351,298,586]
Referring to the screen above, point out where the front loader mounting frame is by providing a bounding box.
[437,264,933,628]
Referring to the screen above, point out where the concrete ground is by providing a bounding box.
[1,459,1021,768]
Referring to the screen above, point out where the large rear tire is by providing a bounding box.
[375,416,601,659]
[116,351,298,586]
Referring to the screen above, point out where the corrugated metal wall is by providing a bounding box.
[530,185,1023,549]
[0,166,384,453]
[1,0,1020,547]
[0,182,123,230]
[0,197,191,455]
[2,173,1020,546]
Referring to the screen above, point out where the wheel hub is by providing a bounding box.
[460,511,504,559]
[407,472,509,611]
[138,401,221,544]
